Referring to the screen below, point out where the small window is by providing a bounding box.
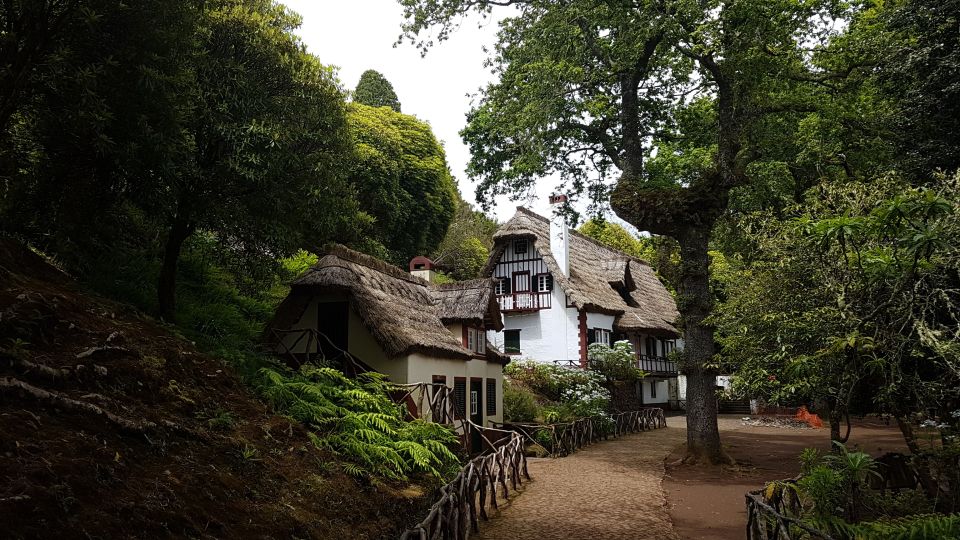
[486,379,497,416]
[596,329,611,346]
[514,239,528,254]
[645,336,657,357]
[536,273,553,292]
[454,379,467,418]
[495,277,511,295]
[650,380,657,398]
[504,329,521,354]
[466,327,486,355]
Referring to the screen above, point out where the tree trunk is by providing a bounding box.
[157,218,191,322]
[677,226,729,464]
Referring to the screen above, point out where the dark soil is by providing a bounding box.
[0,239,432,539]
[664,415,908,540]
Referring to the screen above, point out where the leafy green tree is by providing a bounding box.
[353,69,402,112]
[0,0,198,266]
[578,219,655,262]
[0,0,83,134]
[431,197,497,280]
[881,0,960,177]
[398,0,836,463]
[347,102,457,265]
[716,174,960,446]
[152,0,358,321]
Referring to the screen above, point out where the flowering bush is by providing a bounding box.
[504,360,611,423]
[588,341,646,382]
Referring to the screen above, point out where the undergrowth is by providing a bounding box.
[257,365,460,482]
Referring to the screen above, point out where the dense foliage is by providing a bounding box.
[430,198,497,280]
[353,69,402,112]
[258,365,460,481]
[346,102,458,265]
[504,360,611,423]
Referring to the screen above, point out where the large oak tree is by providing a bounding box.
[399,0,834,462]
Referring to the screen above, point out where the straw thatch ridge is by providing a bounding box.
[485,207,680,336]
[267,245,507,362]
[272,245,471,360]
[431,279,504,331]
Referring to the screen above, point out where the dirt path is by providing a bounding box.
[664,415,908,540]
[477,426,686,540]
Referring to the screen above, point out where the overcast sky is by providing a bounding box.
[282,0,568,223]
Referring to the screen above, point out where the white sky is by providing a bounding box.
[282,0,568,223]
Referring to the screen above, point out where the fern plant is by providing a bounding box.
[256,365,459,482]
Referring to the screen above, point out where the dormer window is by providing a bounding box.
[514,239,528,255]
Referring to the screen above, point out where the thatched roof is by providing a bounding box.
[485,208,680,336]
[267,245,503,361]
[431,279,504,331]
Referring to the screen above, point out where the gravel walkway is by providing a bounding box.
[476,426,686,540]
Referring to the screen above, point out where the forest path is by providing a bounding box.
[476,425,686,540]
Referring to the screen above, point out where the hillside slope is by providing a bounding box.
[0,240,428,539]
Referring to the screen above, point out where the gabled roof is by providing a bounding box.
[268,245,503,361]
[431,279,504,331]
[484,207,680,336]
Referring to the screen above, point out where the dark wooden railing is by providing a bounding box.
[745,481,834,540]
[493,408,667,457]
[400,428,529,540]
[496,291,551,312]
[638,354,678,375]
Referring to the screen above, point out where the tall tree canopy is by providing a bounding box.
[0,0,362,321]
[431,197,497,280]
[353,69,402,112]
[346,103,457,265]
[399,0,841,463]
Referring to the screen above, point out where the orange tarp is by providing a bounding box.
[796,406,824,428]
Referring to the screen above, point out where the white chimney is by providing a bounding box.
[548,194,570,277]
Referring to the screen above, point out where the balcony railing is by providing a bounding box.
[497,291,551,312]
[638,354,678,375]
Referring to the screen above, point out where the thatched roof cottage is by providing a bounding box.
[484,199,682,407]
[265,245,508,437]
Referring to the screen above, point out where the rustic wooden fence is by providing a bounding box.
[400,428,529,540]
[493,407,667,457]
[745,482,834,540]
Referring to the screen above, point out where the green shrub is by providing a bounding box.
[797,465,845,518]
[503,380,539,422]
[257,365,460,482]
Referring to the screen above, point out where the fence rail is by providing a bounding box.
[493,408,667,457]
[745,483,834,540]
[400,429,529,540]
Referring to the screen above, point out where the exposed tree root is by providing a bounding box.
[0,376,155,434]
[7,355,73,379]
[682,444,736,466]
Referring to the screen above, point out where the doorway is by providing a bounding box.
[470,378,484,453]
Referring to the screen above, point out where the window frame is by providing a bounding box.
[650,380,657,398]
[504,329,521,355]
[535,273,553,293]
[494,277,510,296]
[514,239,528,254]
